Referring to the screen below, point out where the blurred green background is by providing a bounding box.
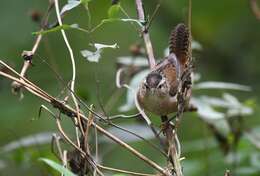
[0,0,260,175]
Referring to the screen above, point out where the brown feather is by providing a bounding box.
[169,23,190,65]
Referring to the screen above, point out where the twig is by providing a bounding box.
[54,0,84,143]
[40,104,104,176]
[51,133,63,160]
[62,150,68,176]
[57,117,104,176]
[84,105,94,154]
[97,164,156,176]
[146,0,162,30]
[0,61,166,175]
[161,116,182,176]
[12,53,168,159]
[135,0,156,69]
[11,1,54,93]
[94,121,98,176]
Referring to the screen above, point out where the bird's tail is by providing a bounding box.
[169,23,190,65]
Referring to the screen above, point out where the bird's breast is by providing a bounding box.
[137,91,178,116]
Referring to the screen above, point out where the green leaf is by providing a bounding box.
[39,158,77,176]
[91,18,142,32]
[103,18,142,27]
[60,0,81,15]
[108,4,121,19]
[33,24,88,35]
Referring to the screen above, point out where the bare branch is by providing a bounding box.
[54,0,84,143]
[98,164,156,176]
[11,1,54,94]
[0,61,166,175]
[135,0,156,69]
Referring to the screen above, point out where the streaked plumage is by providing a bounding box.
[137,23,191,116]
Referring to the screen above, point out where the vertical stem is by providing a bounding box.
[162,116,183,176]
[135,0,156,69]
[54,0,84,142]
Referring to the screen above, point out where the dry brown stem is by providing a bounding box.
[135,0,156,69]
[0,60,166,175]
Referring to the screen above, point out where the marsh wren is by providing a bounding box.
[137,23,192,116]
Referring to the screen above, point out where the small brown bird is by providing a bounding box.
[137,23,192,116]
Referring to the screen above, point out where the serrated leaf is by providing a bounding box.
[60,0,81,15]
[108,4,121,19]
[39,158,77,176]
[194,81,251,91]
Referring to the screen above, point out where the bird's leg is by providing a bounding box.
[149,122,167,152]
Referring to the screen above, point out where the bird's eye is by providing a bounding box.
[144,84,149,89]
[158,84,163,89]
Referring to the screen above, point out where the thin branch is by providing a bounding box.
[146,0,162,30]
[84,105,94,154]
[11,1,54,92]
[135,0,156,69]
[18,54,168,158]
[62,150,68,176]
[54,0,84,141]
[98,164,156,176]
[94,121,99,176]
[161,116,182,176]
[51,133,63,160]
[0,61,166,175]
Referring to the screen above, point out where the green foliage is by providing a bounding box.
[80,0,91,6]
[32,24,88,35]
[39,158,76,176]
[0,0,260,175]
[108,4,121,19]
